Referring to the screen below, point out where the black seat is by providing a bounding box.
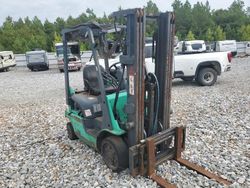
[71,93,102,118]
[83,65,117,95]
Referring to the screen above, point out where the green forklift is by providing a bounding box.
[62,9,231,187]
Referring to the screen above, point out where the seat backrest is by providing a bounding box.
[83,65,105,95]
[83,64,125,95]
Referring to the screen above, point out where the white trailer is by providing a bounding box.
[0,51,16,71]
[215,40,237,56]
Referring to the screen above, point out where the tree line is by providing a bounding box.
[173,0,250,41]
[0,0,249,53]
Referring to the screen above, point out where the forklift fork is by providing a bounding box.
[129,127,232,187]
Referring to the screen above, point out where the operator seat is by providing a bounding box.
[71,94,102,119]
[71,65,118,119]
[83,65,117,95]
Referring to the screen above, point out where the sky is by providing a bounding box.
[1,0,250,25]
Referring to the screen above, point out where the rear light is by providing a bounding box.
[227,52,232,63]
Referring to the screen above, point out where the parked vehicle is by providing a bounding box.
[173,52,232,86]
[0,51,16,71]
[26,50,49,71]
[55,42,82,72]
[215,40,237,56]
[175,40,206,54]
[146,42,232,86]
[246,42,250,56]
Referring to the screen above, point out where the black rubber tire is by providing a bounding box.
[59,69,64,73]
[197,67,217,86]
[181,77,194,81]
[78,67,81,71]
[67,122,78,140]
[101,136,128,172]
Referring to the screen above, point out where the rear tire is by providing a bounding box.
[197,67,217,86]
[101,136,128,172]
[67,122,78,140]
[59,69,64,73]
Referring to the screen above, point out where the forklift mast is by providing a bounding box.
[111,9,178,176]
[112,9,146,147]
[114,11,231,186]
[154,13,175,132]
[112,9,174,150]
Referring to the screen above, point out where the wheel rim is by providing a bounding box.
[203,72,214,83]
[102,142,118,170]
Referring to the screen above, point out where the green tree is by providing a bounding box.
[214,26,226,40]
[77,13,88,23]
[212,0,248,40]
[13,22,31,53]
[66,15,79,27]
[172,0,193,40]
[145,0,159,15]
[192,1,214,39]
[53,32,62,52]
[44,19,55,51]
[239,25,250,41]
[54,17,66,34]
[205,28,214,41]
[144,0,159,36]
[0,17,15,51]
[54,32,62,43]
[1,0,250,53]
[186,30,195,40]
[28,16,47,50]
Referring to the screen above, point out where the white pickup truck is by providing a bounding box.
[173,51,232,86]
[145,44,232,86]
[85,45,232,86]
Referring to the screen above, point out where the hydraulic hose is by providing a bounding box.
[148,73,160,134]
[113,65,125,119]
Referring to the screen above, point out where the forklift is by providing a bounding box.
[62,9,231,187]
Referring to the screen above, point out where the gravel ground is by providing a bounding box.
[0,57,249,188]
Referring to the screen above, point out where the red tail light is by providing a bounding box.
[227,52,232,63]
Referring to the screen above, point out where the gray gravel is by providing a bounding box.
[0,57,249,188]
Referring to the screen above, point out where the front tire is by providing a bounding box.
[101,136,128,172]
[197,67,217,86]
[67,122,78,140]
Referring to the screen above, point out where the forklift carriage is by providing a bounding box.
[62,8,231,187]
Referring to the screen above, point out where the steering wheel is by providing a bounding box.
[109,62,121,73]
